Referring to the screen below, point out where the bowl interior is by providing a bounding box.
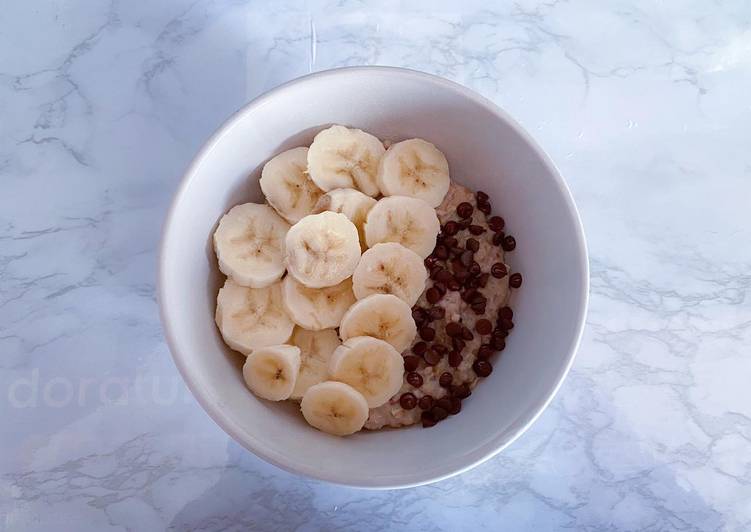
[160,68,587,488]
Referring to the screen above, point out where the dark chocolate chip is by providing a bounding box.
[426,287,442,304]
[445,321,463,337]
[476,191,489,203]
[466,238,480,252]
[461,327,474,341]
[432,406,449,421]
[432,343,448,355]
[488,216,505,232]
[502,235,516,251]
[509,272,523,288]
[421,410,437,427]
[452,383,471,399]
[478,202,491,215]
[404,355,421,372]
[478,273,490,288]
[423,348,441,365]
[419,326,436,342]
[469,224,486,235]
[448,397,462,415]
[491,262,508,279]
[456,202,474,219]
[443,221,459,236]
[460,250,474,267]
[412,307,427,324]
[473,359,493,377]
[406,371,423,388]
[419,395,434,410]
[434,245,449,260]
[451,337,466,352]
[439,372,453,388]
[424,256,439,269]
[429,267,445,280]
[492,232,505,246]
[447,278,461,291]
[478,344,494,360]
[443,236,458,248]
[498,318,514,331]
[491,332,506,350]
[469,261,481,275]
[428,306,445,321]
[499,306,513,320]
[475,319,493,335]
[435,269,453,283]
[400,392,417,410]
[436,397,453,411]
[448,351,463,368]
[412,341,427,355]
[433,281,447,295]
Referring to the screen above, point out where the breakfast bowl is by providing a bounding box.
[158,66,588,488]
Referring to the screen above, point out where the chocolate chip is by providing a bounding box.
[475,319,493,335]
[447,278,461,291]
[491,262,508,279]
[443,236,458,248]
[476,191,489,203]
[448,397,462,415]
[424,256,439,269]
[429,267,445,280]
[502,235,516,251]
[477,202,491,215]
[450,246,465,257]
[419,326,436,341]
[478,273,490,288]
[465,276,480,290]
[434,245,449,260]
[460,250,474,267]
[443,221,459,236]
[492,232,505,246]
[451,258,466,274]
[461,327,474,341]
[404,355,421,372]
[499,306,513,320]
[445,321,463,337]
[498,318,514,331]
[433,282,447,295]
[439,372,453,388]
[456,202,474,219]
[432,343,448,355]
[488,216,505,232]
[461,288,477,303]
[466,238,480,252]
[419,395,434,410]
[451,337,466,351]
[428,306,445,321]
[435,269,453,284]
[509,272,523,288]
[452,383,471,399]
[423,348,441,365]
[470,302,486,315]
[421,410,437,427]
[412,307,427,324]
[458,219,471,230]
[432,406,448,421]
[454,270,469,283]
[448,351,463,367]
[473,359,493,377]
[426,287,442,304]
[406,371,423,388]
[436,397,452,411]
[400,392,417,409]
[469,261,481,275]
[469,224,485,235]
[491,333,506,350]
[477,344,494,360]
[412,341,427,355]
[472,293,487,305]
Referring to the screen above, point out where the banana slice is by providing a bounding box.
[214,203,290,288]
[281,275,356,330]
[242,344,301,400]
[289,328,341,400]
[313,188,376,249]
[377,138,450,207]
[339,294,417,353]
[215,278,294,355]
[329,336,404,408]
[364,196,440,259]
[301,381,369,436]
[307,125,385,197]
[285,211,361,288]
[352,242,428,306]
[260,147,323,224]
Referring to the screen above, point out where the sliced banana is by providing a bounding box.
[329,336,405,408]
[289,328,341,400]
[213,203,290,288]
[281,275,356,330]
[242,344,301,401]
[307,125,385,197]
[313,188,376,249]
[364,196,440,259]
[339,294,417,353]
[285,211,361,288]
[377,138,450,207]
[352,242,428,306]
[301,381,369,436]
[215,278,294,355]
[260,147,323,224]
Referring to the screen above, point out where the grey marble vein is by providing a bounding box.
[1,0,750,530]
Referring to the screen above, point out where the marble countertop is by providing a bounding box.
[2,1,750,530]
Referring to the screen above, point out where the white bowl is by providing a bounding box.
[159,67,588,489]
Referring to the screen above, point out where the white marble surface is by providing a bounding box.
[1,0,750,530]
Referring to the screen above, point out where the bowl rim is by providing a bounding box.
[158,65,589,489]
